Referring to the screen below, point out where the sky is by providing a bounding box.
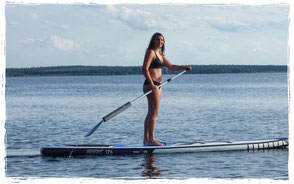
[5,2,290,68]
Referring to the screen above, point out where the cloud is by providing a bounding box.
[105,5,179,31]
[30,12,69,30]
[50,35,78,51]
[203,13,288,32]
[106,5,150,30]
[23,37,41,44]
[205,17,250,32]
[22,37,49,48]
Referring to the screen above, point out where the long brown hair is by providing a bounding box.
[147,32,165,54]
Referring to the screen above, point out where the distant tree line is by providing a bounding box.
[6,65,287,77]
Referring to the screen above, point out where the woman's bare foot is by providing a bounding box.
[148,140,164,146]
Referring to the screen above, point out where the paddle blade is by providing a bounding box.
[85,120,104,137]
[103,102,132,122]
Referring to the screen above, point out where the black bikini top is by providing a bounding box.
[149,51,165,69]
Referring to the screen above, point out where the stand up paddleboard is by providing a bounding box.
[40,137,288,157]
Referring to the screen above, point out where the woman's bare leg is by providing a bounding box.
[143,85,164,146]
[143,114,150,144]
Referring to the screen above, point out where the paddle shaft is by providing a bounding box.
[131,70,187,103]
[85,70,187,137]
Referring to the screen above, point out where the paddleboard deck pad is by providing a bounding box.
[40,137,288,157]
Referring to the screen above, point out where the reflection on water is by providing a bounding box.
[141,153,161,179]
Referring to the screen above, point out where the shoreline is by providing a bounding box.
[6,65,287,77]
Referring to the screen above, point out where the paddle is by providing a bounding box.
[85,70,187,137]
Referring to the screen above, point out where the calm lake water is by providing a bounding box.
[5,73,288,179]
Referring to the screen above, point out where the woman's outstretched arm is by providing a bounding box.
[163,55,192,71]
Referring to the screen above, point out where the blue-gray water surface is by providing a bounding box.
[5,73,288,179]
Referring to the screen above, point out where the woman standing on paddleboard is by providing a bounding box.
[142,32,192,146]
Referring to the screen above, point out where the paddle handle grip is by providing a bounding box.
[103,102,132,122]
